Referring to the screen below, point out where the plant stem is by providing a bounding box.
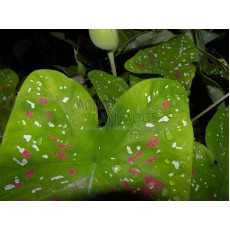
[107,51,117,76]
[192,93,229,122]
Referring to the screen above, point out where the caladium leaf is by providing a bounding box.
[190,141,216,200]
[205,107,229,199]
[0,68,19,139]
[0,69,193,201]
[124,35,199,91]
[88,70,129,116]
[190,108,229,201]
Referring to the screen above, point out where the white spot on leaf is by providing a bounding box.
[158,116,169,122]
[62,97,69,103]
[23,135,31,142]
[146,123,155,127]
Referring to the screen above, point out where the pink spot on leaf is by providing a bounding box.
[128,156,136,165]
[67,145,73,149]
[162,101,170,109]
[175,70,180,79]
[121,182,136,194]
[26,111,33,118]
[54,152,68,160]
[148,53,156,59]
[48,135,61,143]
[129,168,141,176]
[14,182,23,188]
[146,136,159,148]
[192,168,196,179]
[58,144,66,149]
[140,175,165,199]
[128,151,143,164]
[39,98,49,105]
[22,150,31,159]
[135,61,148,68]
[46,113,54,119]
[24,168,34,179]
[146,155,158,164]
[68,169,75,175]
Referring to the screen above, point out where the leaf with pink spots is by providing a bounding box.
[0,69,193,200]
[124,35,199,91]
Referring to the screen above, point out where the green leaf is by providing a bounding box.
[190,142,216,200]
[205,107,229,199]
[0,68,19,138]
[88,70,129,116]
[181,29,223,46]
[199,64,226,109]
[0,70,193,200]
[190,107,229,201]
[53,65,80,78]
[117,30,175,55]
[129,75,143,87]
[124,35,199,91]
[198,48,229,79]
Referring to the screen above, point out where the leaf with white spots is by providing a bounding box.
[0,68,19,139]
[124,35,199,90]
[88,70,129,115]
[190,140,228,201]
[205,107,228,199]
[0,70,193,200]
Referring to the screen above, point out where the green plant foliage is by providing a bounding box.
[191,107,229,200]
[199,49,229,79]
[190,141,216,200]
[117,30,175,55]
[181,29,221,52]
[199,68,225,109]
[124,35,199,91]
[53,65,80,78]
[88,70,129,116]
[205,107,229,199]
[0,69,193,201]
[201,58,229,80]
[129,75,143,87]
[0,68,19,138]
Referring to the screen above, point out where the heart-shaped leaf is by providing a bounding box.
[88,70,129,116]
[190,107,229,200]
[124,35,199,91]
[0,68,19,139]
[190,141,216,200]
[205,107,229,199]
[0,69,193,201]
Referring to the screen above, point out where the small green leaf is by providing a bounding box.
[124,35,199,91]
[0,68,19,138]
[88,70,129,115]
[0,70,193,200]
